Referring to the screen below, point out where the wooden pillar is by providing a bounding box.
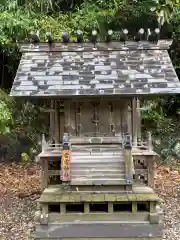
[49,100,55,140]
[127,102,132,136]
[148,156,155,188]
[121,100,129,134]
[64,100,71,134]
[136,98,141,139]
[54,100,59,143]
[114,100,122,138]
[148,132,153,151]
[124,134,133,184]
[41,158,48,191]
[42,134,47,153]
[132,98,137,146]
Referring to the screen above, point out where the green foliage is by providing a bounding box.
[142,99,180,162]
[0,100,12,135]
[0,0,179,44]
[151,0,180,25]
[0,89,48,160]
[21,152,30,164]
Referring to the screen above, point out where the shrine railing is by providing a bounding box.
[41,135,63,153]
[41,132,153,153]
[132,132,153,151]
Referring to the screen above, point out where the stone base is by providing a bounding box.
[35,222,163,239]
[35,238,161,240]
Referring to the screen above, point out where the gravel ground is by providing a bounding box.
[0,193,37,240]
[0,165,179,240]
[162,196,180,239]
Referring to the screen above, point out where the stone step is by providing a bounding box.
[71,144,122,148]
[71,169,125,174]
[71,152,124,157]
[70,185,130,191]
[71,162,125,169]
[71,173,125,179]
[71,178,129,185]
[71,157,124,164]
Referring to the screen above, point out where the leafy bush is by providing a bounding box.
[142,99,180,163]
[0,90,48,161]
[0,100,12,135]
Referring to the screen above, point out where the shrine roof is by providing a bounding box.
[10,41,180,97]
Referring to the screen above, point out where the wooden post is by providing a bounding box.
[49,100,55,140]
[41,157,48,191]
[42,134,47,153]
[132,98,138,147]
[64,100,71,134]
[148,156,155,188]
[124,134,133,184]
[121,100,128,134]
[54,100,59,143]
[136,98,141,139]
[148,132,153,151]
[127,104,132,136]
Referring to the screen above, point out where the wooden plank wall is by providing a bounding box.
[63,99,132,138]
[42,98,141,141]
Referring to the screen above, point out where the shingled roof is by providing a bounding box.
[10,41,180,97]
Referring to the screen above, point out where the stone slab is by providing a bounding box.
[35,222,163,238]
[35,238,161,240]
[37,185,160,203]
[47,212,149,223]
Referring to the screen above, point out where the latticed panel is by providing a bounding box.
[47,157,62,185]
[133,157,148,185]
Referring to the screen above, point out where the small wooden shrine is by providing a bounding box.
[10,30,180,240]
